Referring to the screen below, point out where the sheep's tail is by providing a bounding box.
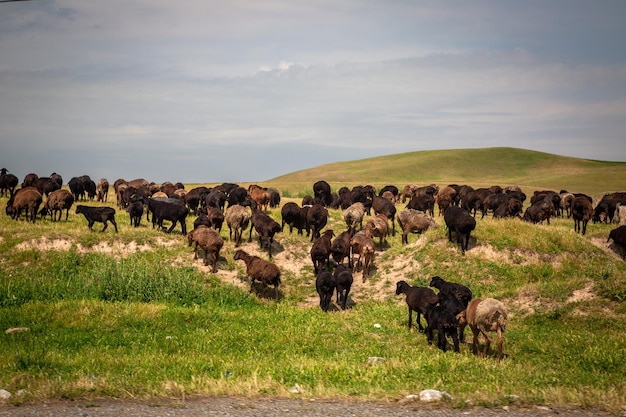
[494,309,507,332]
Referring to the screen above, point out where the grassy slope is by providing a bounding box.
[267,147,626,197]
[1,147,626,412]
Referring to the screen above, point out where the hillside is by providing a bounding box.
[267,147,626,196]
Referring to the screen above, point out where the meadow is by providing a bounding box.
[1,148,625,413]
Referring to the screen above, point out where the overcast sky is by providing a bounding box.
[1,1,625,184]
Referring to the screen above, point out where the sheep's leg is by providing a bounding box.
[450,329,460,353]
[408,309,413,329]
[481,331,491,358]
[497,327,504,361]
[471,327,480,355]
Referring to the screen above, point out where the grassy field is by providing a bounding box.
[1,148,625,413]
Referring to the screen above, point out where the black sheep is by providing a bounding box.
[424,295,463,353]
[372,195,396,236]
[333,264,353,310]
[429,275,472,342]
[75,205,118,232]
[306,204,328,242]
[310,229,335,274]
[443,206,476,254]
[395,280,439,332]
[147,197,189,235]
[330,229,353,267]
[316,268,335,312]
[281,202,309,235]
[607,225,626,259]
[249,204,281,258]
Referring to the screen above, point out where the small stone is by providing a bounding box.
[5,327,29,334]
[419,389,451,402]
[373,323,381,328]
[288,384,302,394]
[0,389,12,400]
[367,356,386,363]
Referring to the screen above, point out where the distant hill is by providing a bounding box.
[268,147,626,196]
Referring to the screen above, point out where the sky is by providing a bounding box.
[1,1,626,184]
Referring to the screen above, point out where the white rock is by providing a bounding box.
[0,389,11,400]
[419,389,443,402]
[373,323,381,328]
[367,356,386,363]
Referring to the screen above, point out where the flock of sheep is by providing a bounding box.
[3,170,626,361]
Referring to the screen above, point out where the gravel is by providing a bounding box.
[0,397,615,417]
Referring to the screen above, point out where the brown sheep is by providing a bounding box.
[571,196,593,235]
[395,280,439,332]
[397,209,438,244]
[365,213,389,247]
[457,298,508,361]
[248,184,271,211]
[435,186,457,216]
[96,178,109,202]
[6,187,43,223]
[234,249,281,300]
[225,205,250,247]
[187,225,224,272]
[40,189,74,221]
[350,230,376,282]
[310,229,335,274]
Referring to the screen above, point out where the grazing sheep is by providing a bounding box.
[187,225,224,272]
[397,209,438,244]
[333,264,353,310]
[378,185,399,202]
[33,177,61,197]
[395,280,439,332]
[147,197,189,235]
[372,195,396,236]
[435,186,457,216]
[75,205,118,232]
[350,230,376,282]
[6,187,43,223]
[248,184,271,211]
[249,203,282,258]
[607,225,626,259]
[331,229,354,267]
[233,249,281,300]
[457,298,508,361]
[342,202,366,232]
[424,295,462,353]
[193,213,212,230]
[316,268,335,311]
[493,197,524,219]
[310,229,335,274]
[225,204,250,247]
[126,193,146,227]
[406,193,435,217]
[226,186,248,208]
[571,196,594,235]
[443,206,476,254]
[205,206,225,232]
[429,275,472,342]
[39,189,74,222]
[523,200,554,225]
[365,213,389,247]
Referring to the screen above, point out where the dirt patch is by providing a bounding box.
[15,236,177,258]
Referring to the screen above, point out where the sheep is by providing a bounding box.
[184,186,209,214]
[248,184,271,211]
[39,189,74,222]
[126,193,146,227]
[593,196,616,224]
[281,202,309,235]
[523,200,554,225]
[6,187,43,223]
[225,204,250,247]
[429,275,472,342]
[424,295,462,353]
[372,195,396,236]
[33,177,60,197]
[193,212,212,230]
[233,249,281,300]
[331,229,354,267]
[316,268,335,311]
[571,196,594,235]
[397,209,438,244]
[493,197,524,219]
[205,206,225,232]
[342,202,366,232]
[378,184,399,202]
[75,205,118,232]
[350,230,376,282]
[0,168,19,197]
[226,186,248,208]
[310,229,335,274]
[306,204,328,242]
[249,204,282,258]
[205,189,227,211]
[147,197,189,235]
[618,205,626,226]
[457,298,508,361]
[365,213,389,247]
[395,280,439,332]
[333,264,353,310]
[607,225,626,259]
[313,180,333,207]
[435,186,457,215]
[443,206,476,254]
[187,225,224,272]
[96,178,109,202]
[406,193,435,217]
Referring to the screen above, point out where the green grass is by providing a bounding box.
[1,147,626,413]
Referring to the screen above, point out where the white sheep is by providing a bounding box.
[457,297,508,361]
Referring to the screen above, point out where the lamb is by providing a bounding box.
[342,202,366,232]
[424,295,462,353]
[365,213,389,247]
[225,204,250,247]
[96,178,109,202]
[75,205,118,232]
[372,195,396,236]
[233,249,281,300]
[6,187,43,223]
[187,225,224,272]
[39,189,74,222]
[333,264,353,310]
[316,268,335,311]
[126,193,146,227]
[330,229,354,267]
[306,204,329,242]
[571,196,593,235]
[147,197,189,235]
[310,229,335,274]
[457,298,508,361]
[397,209,438,244]
[443,206,476,254]
[350,230,376,282]
[607,225,626,258]
[395,280,439,332]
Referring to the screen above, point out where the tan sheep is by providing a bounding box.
[187,225,224,273]
[457,297,508,361]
